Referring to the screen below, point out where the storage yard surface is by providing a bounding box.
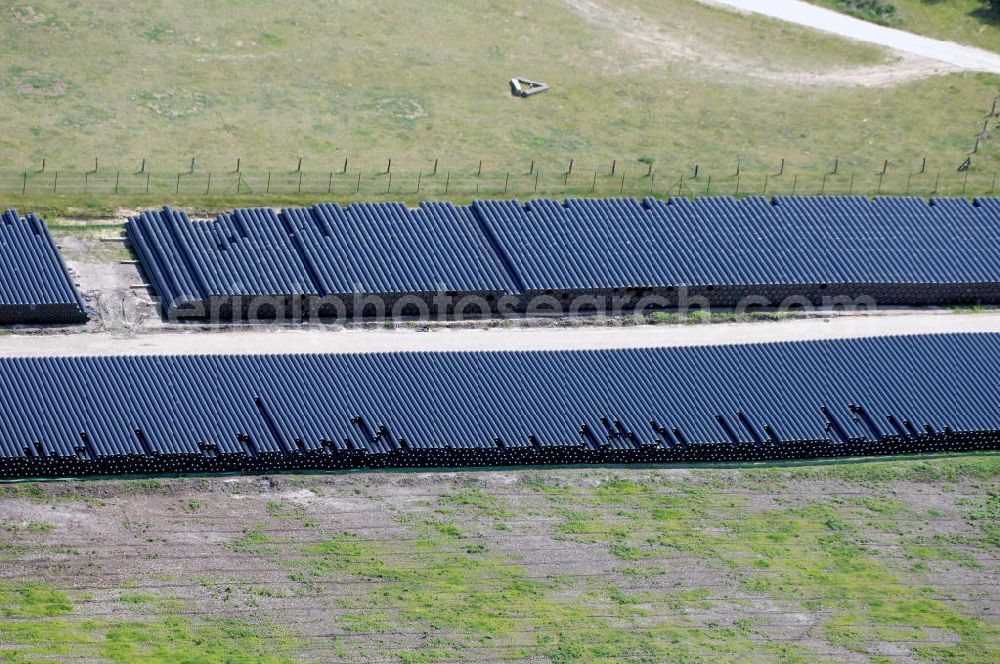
[0,456,997,662]
[4,0,1000,660]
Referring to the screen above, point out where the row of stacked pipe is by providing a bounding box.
[127,196,1000,320]
[0,334,997,479]
[0,210,86,324]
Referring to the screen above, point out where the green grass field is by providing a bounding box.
[2,0,999,200]
[0,456,997,662]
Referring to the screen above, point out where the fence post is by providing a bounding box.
[145,172,150,194]
[534,171,539,193]
[906,172,913,195]
[833,158,839,175]
[992,170,998,194]
[963,169,970,196]
[328,171,334,194]
[417,171,422,194]
[933,173,940,195]
[207,172,212,195]
[356,171,362,194]
[734,173,740,197]
[611,159,616,176]
[591,170,597,193]
[236,172,242,194]
[504,171,509,195]
[762,174,769,197]
[821,173,828,195]
[529,160,534,176]
[848,173,854,195]
[387,172,392,195]
[298,170,303,194]
[176,173,180,194]
[445,171,451,194]
[84,172,88,195]
[619,173,625,194]
[139,158,145,174]
[115,170,120,195]
[477,160,483,177]
[39,158,45,173]
[567,159,574,175]
[705,174,711,196]
[22,171,27,195]
[791,173,798,195]
[432,159,438,176]
[53,171,58,194]
[386,158,391,175]
[343,157,349,173]
[266,172,271,194]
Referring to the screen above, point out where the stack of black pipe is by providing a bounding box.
[126,196,1000,320]
[0,333,997,479]
[0,209,87,324]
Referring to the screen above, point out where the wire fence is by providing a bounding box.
[1,165,998,200]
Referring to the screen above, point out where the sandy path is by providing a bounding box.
[1,312,998,357]
[704,0,1000,73]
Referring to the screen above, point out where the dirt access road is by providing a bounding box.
[1,310,997,357]
[705,0,1000,74]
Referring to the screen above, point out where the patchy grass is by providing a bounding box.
[739,453,1000,485]
[529,471,1000,663]
[291,529,807,662]
[0,580,299,663]
[961,488,1000,548]
[438,487,513,521]
[226,524,278,555]
[1,455,998,662]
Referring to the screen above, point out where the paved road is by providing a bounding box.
[705,0,1000,74]
[1,312,998,357]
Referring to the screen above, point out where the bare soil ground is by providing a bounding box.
[1,457,997,662]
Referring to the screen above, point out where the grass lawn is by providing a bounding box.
[1,0,999,190]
